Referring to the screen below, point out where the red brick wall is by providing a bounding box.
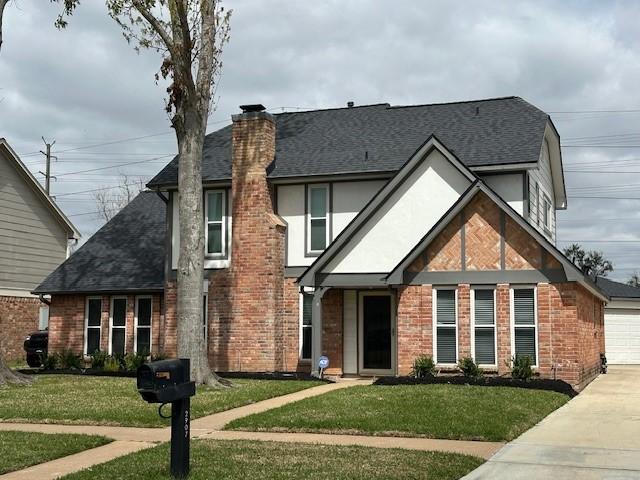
[496,284,511,375]
[394,281,604,390]
[49,295,85,354]
[49,293,163,357]
[464,194,501,270]
[0,296,40,361]
[321,289,343,376]
[397,285,432,375]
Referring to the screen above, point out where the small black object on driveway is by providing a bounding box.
[137,358,196,479]
[23,330,48,367]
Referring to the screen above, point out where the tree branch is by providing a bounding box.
[132,0,177,58]
[0,0,10,52]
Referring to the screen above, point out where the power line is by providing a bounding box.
[53,155,173,177]
[55,183,148,197]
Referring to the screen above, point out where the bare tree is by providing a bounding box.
[93,174,146,223]
[628,272,640,288]
[0,1,231,386]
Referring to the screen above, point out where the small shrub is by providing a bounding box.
[58,349,81,370]
[458,356,483,379]
[411,354,436,378]
[103,355,121,372]
[511,355,534,381]
[124,352,147,372]
[90,350,108,370]
[40,353,58,370]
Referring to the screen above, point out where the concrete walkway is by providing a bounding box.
[201,430,502,459]
[463,365,640,479]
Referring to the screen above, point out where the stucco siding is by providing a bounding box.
[0,154,68,291]
[323,150,472,273]
[480,172,524,215]
[277,180,385,267]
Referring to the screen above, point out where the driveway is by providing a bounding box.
[463,366,640,479]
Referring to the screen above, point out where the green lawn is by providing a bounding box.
[227,384,569,442]
[61,439,484,480]
[0,375,322,428]
[0,430,111,475]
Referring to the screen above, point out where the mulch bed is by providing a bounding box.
[17,368,328,382]
[374,375,578,397]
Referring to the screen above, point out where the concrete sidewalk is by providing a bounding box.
[463,365,640,479]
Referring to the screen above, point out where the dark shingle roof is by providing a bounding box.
[148,96,549,187]
[33,192,165,294]
[596,277,640,299]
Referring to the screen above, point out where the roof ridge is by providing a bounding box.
[387,96,520,110]
[272,103,391,115]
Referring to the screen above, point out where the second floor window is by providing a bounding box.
[307,185,329,254]
[206,190,226,256]
[542,195,551,232]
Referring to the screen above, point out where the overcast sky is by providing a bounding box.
[2,0,640,281]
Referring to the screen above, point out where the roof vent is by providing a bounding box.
[347,101,354,108]
[239,104,266,113]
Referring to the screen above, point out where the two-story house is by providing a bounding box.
[36,97,608,390]
[0,139,79,361]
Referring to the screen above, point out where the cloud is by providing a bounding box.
[1,0,640,280]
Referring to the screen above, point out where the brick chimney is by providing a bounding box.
[229,105,286,372]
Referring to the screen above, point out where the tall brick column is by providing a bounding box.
[496,283,511,375]
[397,285,432,375]
[457,284,471,359]
[229,106,287,372]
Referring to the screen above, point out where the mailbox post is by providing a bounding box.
[137,358,196,479]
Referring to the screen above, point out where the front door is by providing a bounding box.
[359,292,395,375]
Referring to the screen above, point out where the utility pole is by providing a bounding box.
[39,137,56,195]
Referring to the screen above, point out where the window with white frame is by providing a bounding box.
[85,297,102,355]
[307,185,329,253]
[205,190,226,256]
[434,289,457,364]
[542,194,551,231]
[110,297,127,356]
[472,289,496,365]
[300,293,313,360]
[512,288,537,365]
[135,297,152,355]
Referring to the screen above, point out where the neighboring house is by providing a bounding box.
[36,97,608,390]
[0,139,79,360]
[596,277,640,364]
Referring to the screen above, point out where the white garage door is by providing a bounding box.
[605,309,640,364]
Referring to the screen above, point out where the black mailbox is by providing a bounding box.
[137,359,196,404]
[137,358,195,479]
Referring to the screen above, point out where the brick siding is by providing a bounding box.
[0,296,40,361]
[49,293,162,357]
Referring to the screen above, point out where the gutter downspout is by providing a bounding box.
[38,294,51,306]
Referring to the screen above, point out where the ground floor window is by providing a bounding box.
[135,297,152,355]
[110,297,127,356]
[300,293,313,360]
[512,288,537,365]
[85,297,102,355]
[434,289,457,364]
[472,288,496,365]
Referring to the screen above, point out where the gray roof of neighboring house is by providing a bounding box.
[148,96,550,187]
[596,277,640,299]
[33,192,165,294]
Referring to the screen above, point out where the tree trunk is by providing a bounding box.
[0,356,32,387]
[175,113,229,387]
